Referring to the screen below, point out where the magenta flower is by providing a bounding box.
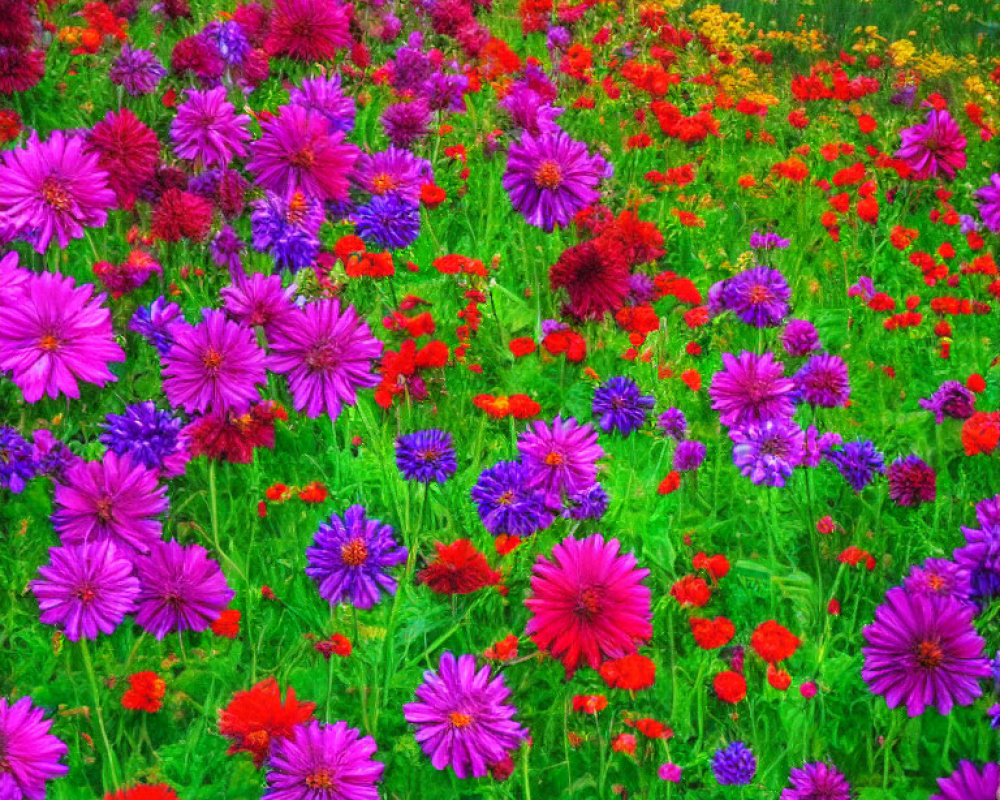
[0,129,116,252]
[0,696,68,800]
[53,451,168,556]
[268,299,383,420]
[31,540,139,641]
[171,86,251,167]
[134,539,234,639]
[517,417,604,508]
[0,272,124,403]
[162,309,268,414]
[895,110,967,180]
[709,351,796,428]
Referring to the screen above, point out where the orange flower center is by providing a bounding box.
[497,490,515,506]
[544,450,564,466]
[76,585,97,604]
[41,177,71,211]
[202,348,223,373]
[748,284,772,304]
[286,191,308,225]
[533,160,563,190]
[290,147,316,169]
[371,173,396,194]
[95,497,114,523]
[449,711,473,728]
[305,768,335,789]
[915,639,944,669]
[39,334,61,352]
[340,538,369,566]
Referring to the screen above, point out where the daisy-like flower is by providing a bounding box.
[0,272,124,403]
[109,44,166,95]
[862,587,990,716]
[0,129,116,251]
[974,173,1000,233]
[794,353,850,408]
[267,299,383,420]
[395,429,457,483]
[895,109,967,180]
[0,695,69,800]
[709,351,796,428]
[517,417,604,508]
[403,652,527,779]
[592,376,655,437]
[887,455,937,507]
[171,86,251,168]
[264,720,383,800]
[525,533,652,674]
[218,677,316,768]
[0,426,35,493]
[250,190,324,272]
[134,539,235,640]
[100,402,183,472]
[931,761,1000,800]
[825,439,885,492]
[780,762,851,800]
[220,271,298,334]
[920,380,976,423]
[85,109,161,209]
[353,195,421,251]
[161,309,268,414]
[722,267,791,327]
[904,558,971,603]
[288,74,356,134]
[549,238,630,321]
[352,147,433,205]
[470,461,552,537]
[305,505,407,610]
[503,129,610,232]
[53,451,168,556]
[30,540,139,641]
[265,0,353,62]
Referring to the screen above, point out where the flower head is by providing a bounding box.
[470,460,552,537]
[794,353,850,408]
[0,696,68,800]
[730,418,804,487]
[352,195,421,250]
[100,402,183,472]
[709,351,796,428]
[780,762,851,800]
[592,376,655,437]
[712,742,756,785]
[825,439,885,492]
[895,110,967,180]
[395,429,457,483]
[549,239,630,321]
[517,417,604,508]
[888,455,936,507]
[218,678,316,768]
[266,0,353,62]
[974,173,1000,233]
[171,86,251,167]
[931,761,1000,800]
[110,44,166,95]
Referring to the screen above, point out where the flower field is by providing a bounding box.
[2,0,1000,797]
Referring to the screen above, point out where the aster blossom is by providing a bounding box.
[895,110,967,180]
[0,695,68,800]
[395,429,457,483]
[525,533,652,674]
[100,402,183,472]
[288,74,356,134]
[780,762,851,800]
[250,190,324,271]
[973,173,1000,233]
[517,417,604,508]
[930,761,1000,800]
[712,742,756,785]
[470,460,552,537]
[265,0,353,62]
[403,652,527,779]
[730,418,805,488]
[353,147,432,205]
[720,266,791,327]
[220,272,298,333]
[592,376,655,437]
[218,677,316,768]
[171,86,251,168]
[794,353,850,408]
[887,455,937,507]
[825,439,885,492]
[109,44,167,95]
[352,195,421,250]
[0,427,36,493]
[919,380,975,423]
[549,238,630,321]
[709,351,796,428]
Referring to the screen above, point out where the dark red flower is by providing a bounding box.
[417,539,501,595]
[549,238,630,321]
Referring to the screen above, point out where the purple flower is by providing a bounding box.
[203,19,249,66]
[781,319,820,357]
[171,86,251,168]
[0,130,116,252]
[211,225,244,272]
[658,763,682,782]
[627,273,656,305]
[305,505,407,609]
[289,74,356,134]
[709,351,796,428]
[920,380,976,423]
[750,231,790,250]
[801,425,841,467]
[220,272,298,334]
[381,98,432,148]
[562,482,609,520]
[658,408,687,440]
[730,418,804,487]
[673,440,707,472]
[931,762,1000,800]
[953,496,1000,605]
[887,455,936,507]
[403,652,527,779]
[712,742,756,785]
[395,429,457,483]
[161,310,268,414]
[780,762,851,800]
[974,173,1000,233]
[267,299,383,420]
[470,460,552,537]
[31,429,79,483]
[895,110,967,180]
[848,276,876,303]
[904,558,971,602]
[862,587,989,716]
[109,44,166,95]
[723,267,791,327]
[31,541,139,641]
[0,272,124,403]
[352,195,421,250]
[250,190,324,271]
[794,353,850,408]
[130,296,184,355]
[891,85,917,107]
[352,147,432,205]
[0,427,36,493]
[264,720,383,799]
[592,376,655,437]
[0,696,68,800]
[100,402,182,471]
[53,452,168,556]
[825,439,885,492]
[503,129,609,232]
[498,86,564,137]
[134,539,234,639]
[517,417,604,508]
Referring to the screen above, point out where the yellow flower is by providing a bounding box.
[887,39,916,67]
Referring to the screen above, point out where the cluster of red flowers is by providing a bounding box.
[417,539,503,595]
[472,393,541,419]
[217,677,315,767]
[188,402,285,465]
[121,671,166,713]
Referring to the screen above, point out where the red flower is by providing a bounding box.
[692,552,730,580]
[713,670,747,703]
[766,664,792,691]
[550,238,630,321]
[298,481,328,503]
[417,539,501,595]
[572,694,607,714]
[211,609,241,639]
[657,471,681,495]
[689,616,735,649]
[670,575,710,607]
[598,653,656,691]
[218,677,316,768]
[122,671,165,713]
[104,785,180,800]
[634,718,672,739]
[508,337,536,357]
[484,634,519,661]
[611,733,637,755]
[185,403,277,464]
[315,633,352,659]
[962,412,1000,455]
[750,620,801,663]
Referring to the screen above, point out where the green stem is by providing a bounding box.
[80,640,121,792]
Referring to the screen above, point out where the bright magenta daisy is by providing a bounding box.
[525,533,652,675]
[265,0,354,62]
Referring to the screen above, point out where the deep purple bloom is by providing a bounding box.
[517,417,605,508]
[100,402,183,471]
[134,538,234,639]
[305,505,407,609]
[862,587,990,716]
[931,762,1000,800]
[895,110,967,180]
[221,272,298,334]
[0,696,68,800]
[30,429,80,483]
[674,440,707,472]
[781,319,820,357]
[891,85,917,107]
[161,310,268,414]
[712,742,756,785]
[380,98,432,148]
[730,418,804,488]
[403,652,527,779]
[0,272,124,403]
[709,351,796,428]
[627,273,656,305]
[288,75,356,134]
[0,427,35,493]
[0,130,116,252]
[658,408,687,440]
[887,455,937,507]
[353,147,433,205]
[920,380,976,423]
[794,353,850,408]
[592,376,655,437]
[750,231,790,250]
[353,195,421,250]
[470,460,552,537]
[109,44,166,95]
[825,439,885,492]
[498,86,564,136]
[904,558,971,602]
[723,267,791,327]
[203,20,250,66]
[780,762,851,800]
[211,225,244,272]
[395,429,457,483]
[53,452,168,556]
[974,173,1000,233]
[268,299,383,420]
[171,86,251,168]
[31,540,139,641]
[250,190,324,271]
[264,720,383,800]
[503,129,609,232]
[801,425,842,468]
[562,482,609,520]
[953,495,1000,604]
[130,296,183,355]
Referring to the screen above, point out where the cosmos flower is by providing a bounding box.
[862,587,990,716]
[825,439,885,492]
[218,678,316,768]
[264,720,383,800]
[268,299,383,420]
[973,173,1000,233]
[0,272,124,403]
[780,762,851,800]
[525,533,651,674]
[592,376,655,437]
[403,652,527,779]
[887,455,937,507]
[352,195,421,250]
[288,74,356,134]
[709,351,796,428]
[930,761,1000,800]
[265,0,353,62]
[0,129,116,252]
[30,540,139,641]
[0,695,68,800]
[549,239,630,321]
[161,310,268,415]
[503,129,609,232]
[517,417,604,508]
[794,353,850,408]
[171,86,251,168]
[730,418,805,488]
[109,44,167,95]
[352,147,432,205]
[712,742,756,785]
[305,505,407,609]
[53,451,168,556]
[470,460,552,537]
[134,539,235,639]
[100,402,183,472]
[395,429,457,483]
[895,110,967,180]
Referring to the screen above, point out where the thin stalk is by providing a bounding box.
[80,640,121,792]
